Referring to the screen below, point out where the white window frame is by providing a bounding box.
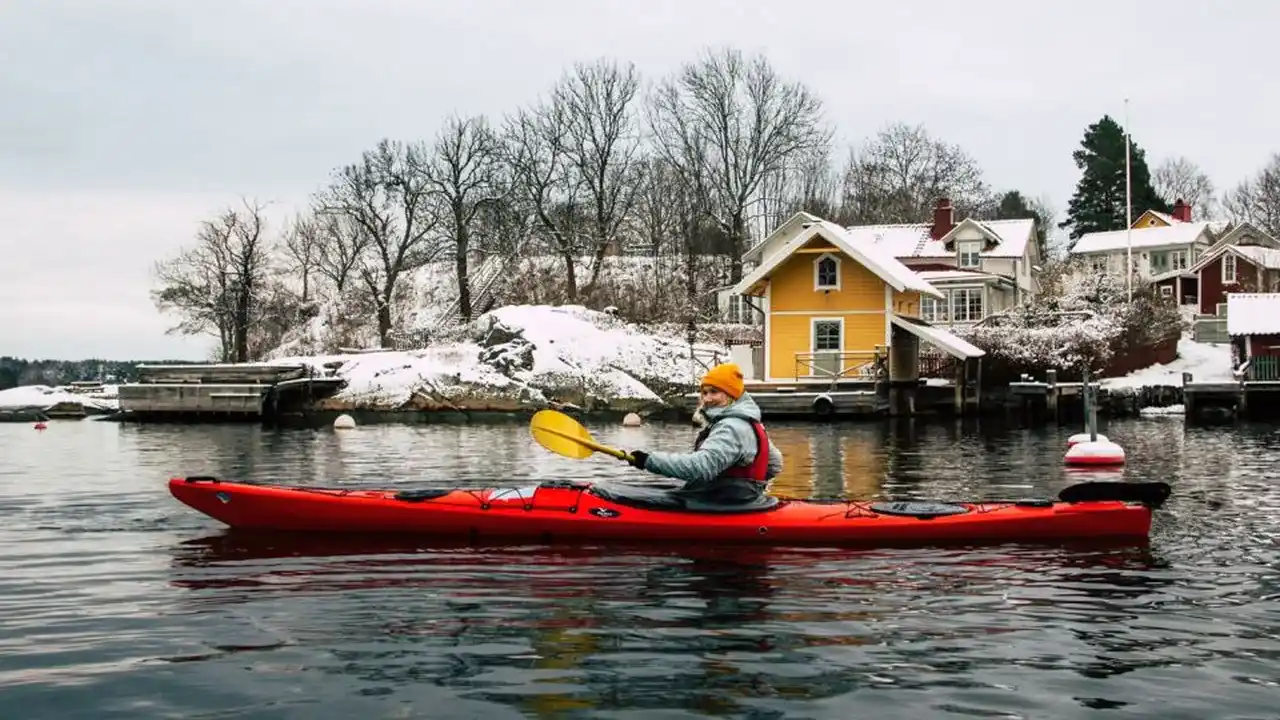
[1223,253,1237,283]
[958,241,982,269]
[1091,255,1109,272]
[1171,250,1188,271]
[951,287,985,323]
[813,253,841,291]
[1160,285,1173,297]
[1149,250,1170,274]
[920,295,948,324]
[811,317,843,353]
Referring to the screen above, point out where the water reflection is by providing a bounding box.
[162,530,1179,716]
[4,416,1280,718]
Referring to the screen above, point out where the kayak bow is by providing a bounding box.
[168,476,1170,547]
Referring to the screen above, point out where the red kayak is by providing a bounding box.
[168,476,1170,546]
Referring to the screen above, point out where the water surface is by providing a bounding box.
[1,416,1277,718]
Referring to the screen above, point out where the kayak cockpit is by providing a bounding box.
[587,482,782,514]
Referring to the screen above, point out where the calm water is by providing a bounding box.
[1,415,1278,719]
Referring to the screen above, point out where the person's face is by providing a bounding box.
[699,385,731,408]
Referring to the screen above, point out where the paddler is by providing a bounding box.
[624,362,783,504]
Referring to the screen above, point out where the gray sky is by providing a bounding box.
[2,0,1276,360]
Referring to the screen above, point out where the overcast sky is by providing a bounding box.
[2,0,1276,360]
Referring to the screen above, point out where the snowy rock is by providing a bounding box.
[279,304,727,415]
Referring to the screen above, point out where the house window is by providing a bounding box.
[1091,255,1108,272]
[726,295,758,324]
[958,241,981,269]
[952,288,984,322]
[812,319,842,352]
[1160,285,1173,297]
[814,254,840,290]
[1171,250,1188,271]
[1150,251,1169,274]
[921,296,948,323]
[1223,254,1237,283]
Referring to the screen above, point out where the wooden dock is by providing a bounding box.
[677,378,979,420]
[116,363,345,422]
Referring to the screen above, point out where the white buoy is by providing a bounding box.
[1064,439,1126,466]
[621,412,642,427]
[333,413,357,430]
[1067,432,1108,448]
[1065,368,1124,466]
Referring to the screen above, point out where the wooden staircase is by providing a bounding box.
[435,256,511,329]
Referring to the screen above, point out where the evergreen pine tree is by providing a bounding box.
[1060,115,1169,240]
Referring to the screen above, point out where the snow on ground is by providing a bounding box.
[0,385,118,412]
[1139,404,1185,416]
[1102,335,1234,389]
[275,304,728,409]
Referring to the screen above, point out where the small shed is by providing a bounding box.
[1226,293,1280,380]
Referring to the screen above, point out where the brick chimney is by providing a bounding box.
[1171,198,1192,222]
[930,197,955,240]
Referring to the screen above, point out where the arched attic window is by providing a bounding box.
[814,253,841,291]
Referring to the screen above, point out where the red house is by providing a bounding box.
[1191,222,1280,316]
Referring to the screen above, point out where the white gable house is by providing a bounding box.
[1067,217,1216,306]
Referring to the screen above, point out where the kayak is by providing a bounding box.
[168,476,1170,546]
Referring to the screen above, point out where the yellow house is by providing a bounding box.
[731,216,984,385]
[1133,198,1194,228]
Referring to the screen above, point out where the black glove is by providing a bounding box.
[626,450,648,470]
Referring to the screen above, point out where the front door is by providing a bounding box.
[812,319,842,378]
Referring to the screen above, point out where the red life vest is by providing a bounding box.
[693,417,772,484]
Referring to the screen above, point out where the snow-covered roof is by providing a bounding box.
[1199,221,1280,258]
[890,315,985,359]
[732,220,944,299]
[1189,241,1280,274]
[842,218,1034,259]
[1070,222,1212,254]
[916,269,1010,284]
[742,210,823,262]
[1227,294,1280,335]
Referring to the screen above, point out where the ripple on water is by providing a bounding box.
[0,418,1278,718]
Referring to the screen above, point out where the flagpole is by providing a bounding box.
[1125,97,1133,301]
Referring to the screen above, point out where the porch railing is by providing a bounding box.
[1247,355,1280,381]
[792,350,886,384]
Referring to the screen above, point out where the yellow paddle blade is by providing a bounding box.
[529,409,629,461]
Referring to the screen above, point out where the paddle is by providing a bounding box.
[1058,481,1172,509]
[530,409,634,463]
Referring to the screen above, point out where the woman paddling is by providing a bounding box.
[624,362,784,505]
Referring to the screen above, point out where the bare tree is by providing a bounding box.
[1153,156,1217,219]
[841,122,991,224]
[504,101,587,300]
[279,211,322,302]
[427,114,503,322]
[151,198,273,362]
[554,58,643,287]
[317,139,439,346]
[311,210,367,295]
[1223,153,1280,238]
[649,47,831,282]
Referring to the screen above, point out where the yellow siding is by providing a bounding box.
[769,250,885,312]
[768,312,885,379]
[892,290,920,317]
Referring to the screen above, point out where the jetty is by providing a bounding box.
[116,363,345,422]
